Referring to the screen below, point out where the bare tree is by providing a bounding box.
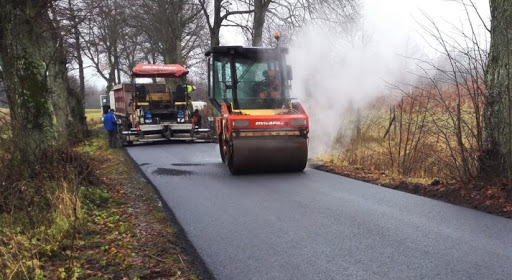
[236,0,359,46]
[481,0,512,179]
[384,7,488,181]
[199,0,254,46]
[331,0,488,182]
[131,0,203,65]
[49,0,90,138]
[82,0,126,91]
[0,0,72,163]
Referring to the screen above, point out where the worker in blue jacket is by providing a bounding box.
[103,109,118,148]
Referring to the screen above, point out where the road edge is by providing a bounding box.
[122,147,216,280]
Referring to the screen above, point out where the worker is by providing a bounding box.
[256,70,281,103]
[103,109,118,148]
[186,84,196,93]
[191,109,202,128]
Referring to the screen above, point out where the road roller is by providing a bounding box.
[205,33,309,174]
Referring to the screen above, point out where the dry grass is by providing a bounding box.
[0,108,9,126]
[325,90,482,183]
[0,112,201,279]
[72,130,201,278]
[85,109,102,129]
[0,147,93,278]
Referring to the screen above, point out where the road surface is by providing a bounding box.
[126,143,512,280]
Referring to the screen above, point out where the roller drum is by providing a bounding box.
[229,137,308,174]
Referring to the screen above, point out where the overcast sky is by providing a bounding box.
[363,0,490,51]
[84,0,491,89]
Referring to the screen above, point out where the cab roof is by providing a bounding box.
[205,46,288,57]
[130,64,189,78]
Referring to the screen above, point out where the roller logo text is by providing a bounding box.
[255,121,285,125]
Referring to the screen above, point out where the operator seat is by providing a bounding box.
[173,84,188,107]
[135,85,148,102]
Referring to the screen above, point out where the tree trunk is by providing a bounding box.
[252,0,270,46]
[68,0,88,138]
[0,2,62,164]
[481,0,512,178]
[211,0,222,47]
[211,29,220,47]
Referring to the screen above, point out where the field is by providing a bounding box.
[1,109,102,129]
[85,108,102,120]
[85,108,103,128]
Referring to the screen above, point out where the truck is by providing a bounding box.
[111,63,211,145]
[206,32,309,174]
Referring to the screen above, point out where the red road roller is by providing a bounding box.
[206,33,309,174]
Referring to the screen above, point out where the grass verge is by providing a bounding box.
[65,129,201,278]
[312,157,512,219]
[1,109,202,279]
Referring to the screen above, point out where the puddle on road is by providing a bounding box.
[171,163,205,167]
[152,168,194,176]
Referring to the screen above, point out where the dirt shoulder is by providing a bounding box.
[52,129,213,279]
[311,163,512,219]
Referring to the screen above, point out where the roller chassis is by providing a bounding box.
[216,102,309,175]
[207,44,309,174]
[118,119,213,146]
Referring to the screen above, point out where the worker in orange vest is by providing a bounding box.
[257,70,280,100]
[191,109,202,128]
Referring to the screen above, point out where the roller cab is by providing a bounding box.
[206,44,309,174]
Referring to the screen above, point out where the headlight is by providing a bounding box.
[233,120,249,127]
[290,119,306,126]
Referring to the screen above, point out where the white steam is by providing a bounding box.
[287,0,490,157]
[288,20,413,156]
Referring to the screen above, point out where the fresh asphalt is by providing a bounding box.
[126,142,512,280]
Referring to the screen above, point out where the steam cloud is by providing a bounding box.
[287,0,490,157]
[288,23,412,156]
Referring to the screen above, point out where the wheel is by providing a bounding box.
[227,144,238,175]
[120,136,133,147]
[219,134,227,164]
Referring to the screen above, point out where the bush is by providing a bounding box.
[0,127,97,278]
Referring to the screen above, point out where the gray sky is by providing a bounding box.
[83,0,491,90]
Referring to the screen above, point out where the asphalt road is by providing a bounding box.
[126,143,512,280]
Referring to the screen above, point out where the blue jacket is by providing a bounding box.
[103,112,118,131]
